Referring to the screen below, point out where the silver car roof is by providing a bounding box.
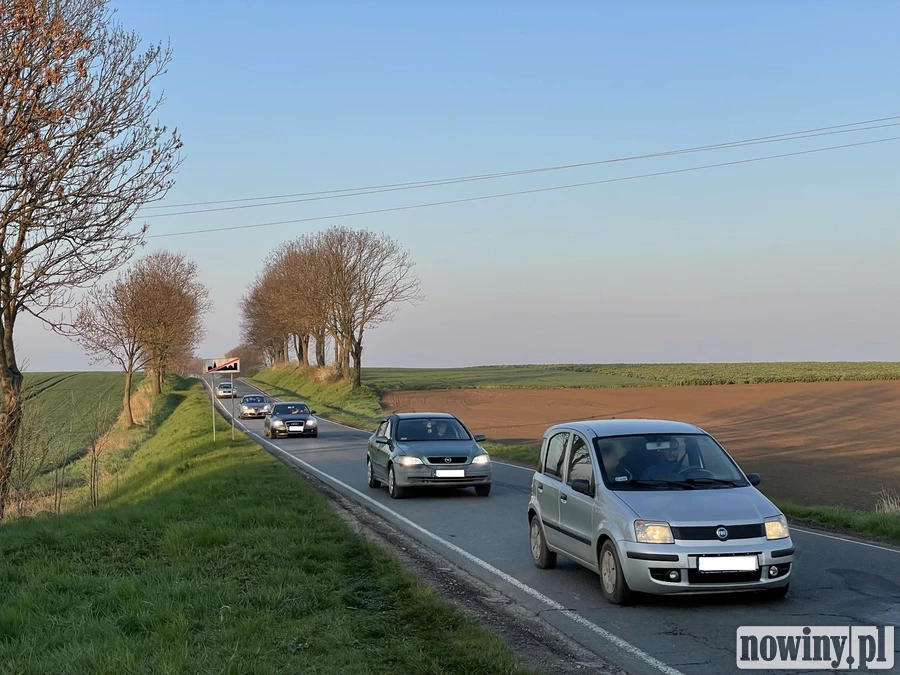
[544,418,706,438]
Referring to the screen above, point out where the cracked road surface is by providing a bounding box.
[209,379,900,675]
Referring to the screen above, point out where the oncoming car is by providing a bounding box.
[215,381,235,398]
[527,419,794,605]
[239,394,271,419]
[263,401,318,438]
[366,413,492,499]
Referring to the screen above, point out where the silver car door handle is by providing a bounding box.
[536,482,543,491]
[560,493,567,502]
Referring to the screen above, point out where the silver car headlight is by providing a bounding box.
[306,418,317,426]
[765,514,790,540]
[471,454,490,465]
[272,420,285,428]
[634,520,674,544]
[395,456,423,467]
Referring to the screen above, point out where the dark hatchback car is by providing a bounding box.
[263,401,319,439]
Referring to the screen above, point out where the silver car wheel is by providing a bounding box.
[601,549,617,595]
[367,460,373,483]
[530,520,542,560]
[388,467,394,492]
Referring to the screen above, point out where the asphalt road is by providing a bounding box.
[208,377,900,675]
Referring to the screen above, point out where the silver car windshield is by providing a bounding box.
[593,434,748,489]
[273,403,309,415]
[396,418,470,441]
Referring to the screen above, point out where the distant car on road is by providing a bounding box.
[215,381,236,398]
[366,412,492,499]
[263,401,318,438]
[527,419,794,605]
[239,394,271,419]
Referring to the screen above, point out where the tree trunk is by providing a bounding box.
[299,334,310,367]
[314,329,326,366]
[351,337,363,389]
[0,356,25,520]
[341,338,352,381]
[123,369,135,427]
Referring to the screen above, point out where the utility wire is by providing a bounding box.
[144,135,900,240]
[140,114,900,215]
[140,121,900,219]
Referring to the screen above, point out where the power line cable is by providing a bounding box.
[140,114,900,215]
[144,135,900,240]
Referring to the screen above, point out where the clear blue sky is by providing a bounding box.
[21,0,900,371]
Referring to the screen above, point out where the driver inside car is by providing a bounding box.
[640,442,682,480]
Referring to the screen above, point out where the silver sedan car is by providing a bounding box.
[527,419,795,605]
[239,394,271,419]
[366,413,492,498]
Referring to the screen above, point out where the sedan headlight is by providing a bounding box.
[395,456,423,467]
[471,454,490,465]
[272,420,285,427]
[765,514,790,540]
[306,418,317,426]
[634,520,674,544]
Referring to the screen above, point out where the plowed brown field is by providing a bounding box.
[381,381,900,510]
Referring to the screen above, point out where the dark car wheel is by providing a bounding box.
[529,515,557,569]
[388,465,406,499]
[598,540,633,605]
[367,458,381,489]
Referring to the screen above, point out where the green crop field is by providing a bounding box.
[15,372,141,456]
[360,361,900,391]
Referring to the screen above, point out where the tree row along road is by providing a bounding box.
[207,378,900,675]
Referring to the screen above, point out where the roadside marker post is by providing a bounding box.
[209,373,216,441]
[203,357,242,441]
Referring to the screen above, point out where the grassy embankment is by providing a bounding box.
[250,363,900,543]
[0,376,535,674]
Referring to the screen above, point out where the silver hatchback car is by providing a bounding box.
[527,419,795,605]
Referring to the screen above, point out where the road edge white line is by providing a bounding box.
[204,378,687,675]
[790,527,900,554]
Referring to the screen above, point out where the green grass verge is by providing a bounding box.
[250,365,384,431]
[774,501,900,543]
[361,361,900,390]
[0,378,536,674]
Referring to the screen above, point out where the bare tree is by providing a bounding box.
[82,394,117,508]
[129,250,211,394]
[9,387,57,515]
[73,270,148,427]
[226,343,265,377]
[239,271,292,365]
[314,227,423,388]
[0,0,182,518]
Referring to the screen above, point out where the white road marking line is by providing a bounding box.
[204,378,685,675]
[791,527,900,554]
[221,379,900,556]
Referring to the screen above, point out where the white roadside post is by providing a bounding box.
[203,357,242,442]
[210,373,216,441]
